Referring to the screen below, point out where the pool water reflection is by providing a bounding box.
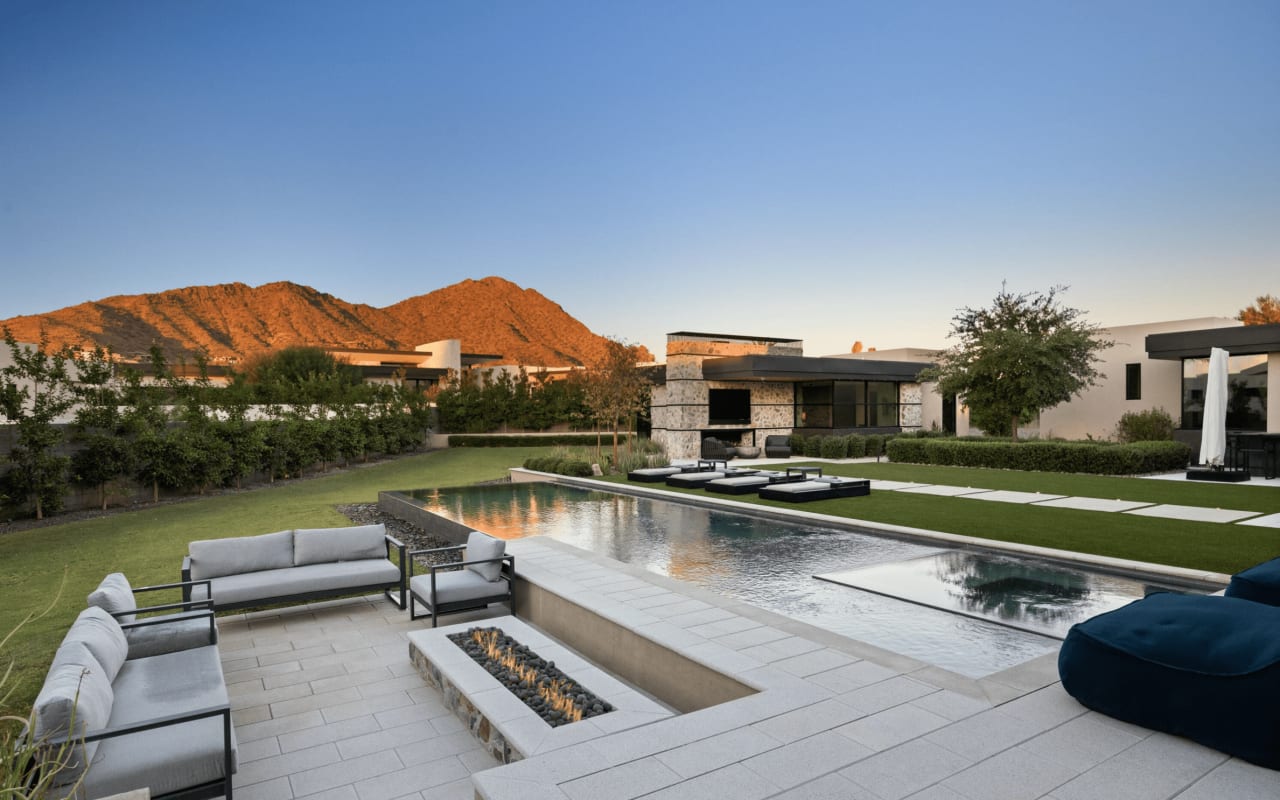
[393,483,1168,677]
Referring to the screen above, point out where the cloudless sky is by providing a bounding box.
[2,0,1277,359]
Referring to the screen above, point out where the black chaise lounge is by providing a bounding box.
[757,476,870,502]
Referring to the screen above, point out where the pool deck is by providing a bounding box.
[222,534,1280,800]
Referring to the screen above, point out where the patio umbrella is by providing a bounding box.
[1199,347,1229,467]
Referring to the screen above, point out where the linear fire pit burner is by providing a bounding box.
[408,616,673,763]
[449,627,614,727]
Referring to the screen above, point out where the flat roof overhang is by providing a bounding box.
[355,365,450,380]
[1146,323,1280,360]
[701,355,930,383]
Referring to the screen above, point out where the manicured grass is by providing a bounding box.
[598,461,1280,577]
[0,447,544,715]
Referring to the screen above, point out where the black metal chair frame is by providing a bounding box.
[45,703,235,800]
[181,534,408,611]
[407,544,515,627]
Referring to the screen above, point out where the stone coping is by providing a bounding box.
[408,616,672,763]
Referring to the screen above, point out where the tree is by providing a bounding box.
[237,346,362,404]
[1238,294,1280,325]
[70,347,131,510]
[918,286,1112,440]
[0,330,78,519]
[580,339,650,466]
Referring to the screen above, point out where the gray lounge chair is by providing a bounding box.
[705,471,801,495]
[758,476,870,502]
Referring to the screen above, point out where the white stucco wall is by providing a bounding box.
[1034,317,1239,439]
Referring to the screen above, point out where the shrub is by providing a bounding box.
[1115,408,1177,443]
[845,434,867,458]
[521,455,593,477]
[884,437,1190,475]
[788,434,807,454]
[819,435,848,459]
[864,434,886,459]
[803,436,824,457]
[450,433,632,448]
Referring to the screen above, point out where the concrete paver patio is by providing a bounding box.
[219,533,1280,800]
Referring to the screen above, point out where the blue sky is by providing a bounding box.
[2,1,1277,359]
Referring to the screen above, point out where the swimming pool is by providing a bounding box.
[392,482,1176,677]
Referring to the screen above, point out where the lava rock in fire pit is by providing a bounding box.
[449,626,615,727]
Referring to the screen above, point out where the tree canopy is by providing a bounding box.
[1238,294,1280,325]
[918,286,1112,440]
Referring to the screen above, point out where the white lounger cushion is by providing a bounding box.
[761,480,829,494]
[189,560,401,606]
[293,524,386,565]
[629,467,682,477]
[84,645,236,799]
[189,530,294,579]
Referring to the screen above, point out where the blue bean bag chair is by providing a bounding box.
[1058,592,1280,769]
[1225,556,1280,607]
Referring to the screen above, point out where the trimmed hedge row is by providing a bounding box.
[449,433,633,448]
[885,437,1191,475]
[787,430,948,460]
[521,455,594,477]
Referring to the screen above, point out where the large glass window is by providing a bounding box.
[796,380,912,429]
[1181,355,1267,431]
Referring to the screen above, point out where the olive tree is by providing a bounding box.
[919,286,1112,440]
[580,339,650,466]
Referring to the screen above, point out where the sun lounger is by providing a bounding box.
[705,471,800,495]
[757,476,870,502]
[627,461,700,482]
[666,467,759,488]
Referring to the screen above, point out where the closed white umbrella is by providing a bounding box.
[1199,347,1229,467]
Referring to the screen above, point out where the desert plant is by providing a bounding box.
[2,577,85,799]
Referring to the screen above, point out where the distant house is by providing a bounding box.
[325,340,502,392]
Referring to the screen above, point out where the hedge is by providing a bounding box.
[449,433,632,448]
[521,455,594,477]
[885,437,1191,475]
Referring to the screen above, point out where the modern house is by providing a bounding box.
[326,340,503,391]
[648,332,936,460]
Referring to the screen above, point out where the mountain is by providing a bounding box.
[0,277,650,366]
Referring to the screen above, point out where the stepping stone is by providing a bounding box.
[1031,497,1154,513]
[867,480,932,491]
[960,490,1065,504]
[1123,504,1260,524]
[1236,513,1280,528]
[898,484,990,497]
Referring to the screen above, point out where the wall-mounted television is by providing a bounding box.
[708,388,751,425]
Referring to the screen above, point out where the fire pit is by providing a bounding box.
[449,627,614,727]
[408,616,672,763]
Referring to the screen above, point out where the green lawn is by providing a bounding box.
[0,447,543,715]
[598,460,1280,577]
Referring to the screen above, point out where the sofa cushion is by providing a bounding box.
[188,560,402,607]
[411,569,509,607]
[87,572,137,625]
[124,611,216,659]
[62,607,129,683]
[464,531,505,582]
[188,529,294,580]
[1224,556,1280,606]
[34,641,113,781]
[293,524,386,566]
[86,644,236,798]
[1058,592,1280,769]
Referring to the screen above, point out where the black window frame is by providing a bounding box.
[1125,363,1141,401]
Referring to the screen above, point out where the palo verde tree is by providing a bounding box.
[918,286,1112,440]
[0,330,78,519]
[1238,294,1280,325]
[580,338,650,466]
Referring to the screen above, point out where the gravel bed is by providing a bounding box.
[337,502,462,569]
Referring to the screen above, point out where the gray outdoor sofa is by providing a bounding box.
[32,606,235,800]
[181,524,407,611]
[88,572,218,659]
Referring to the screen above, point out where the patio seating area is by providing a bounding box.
[207,536,1279,800]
